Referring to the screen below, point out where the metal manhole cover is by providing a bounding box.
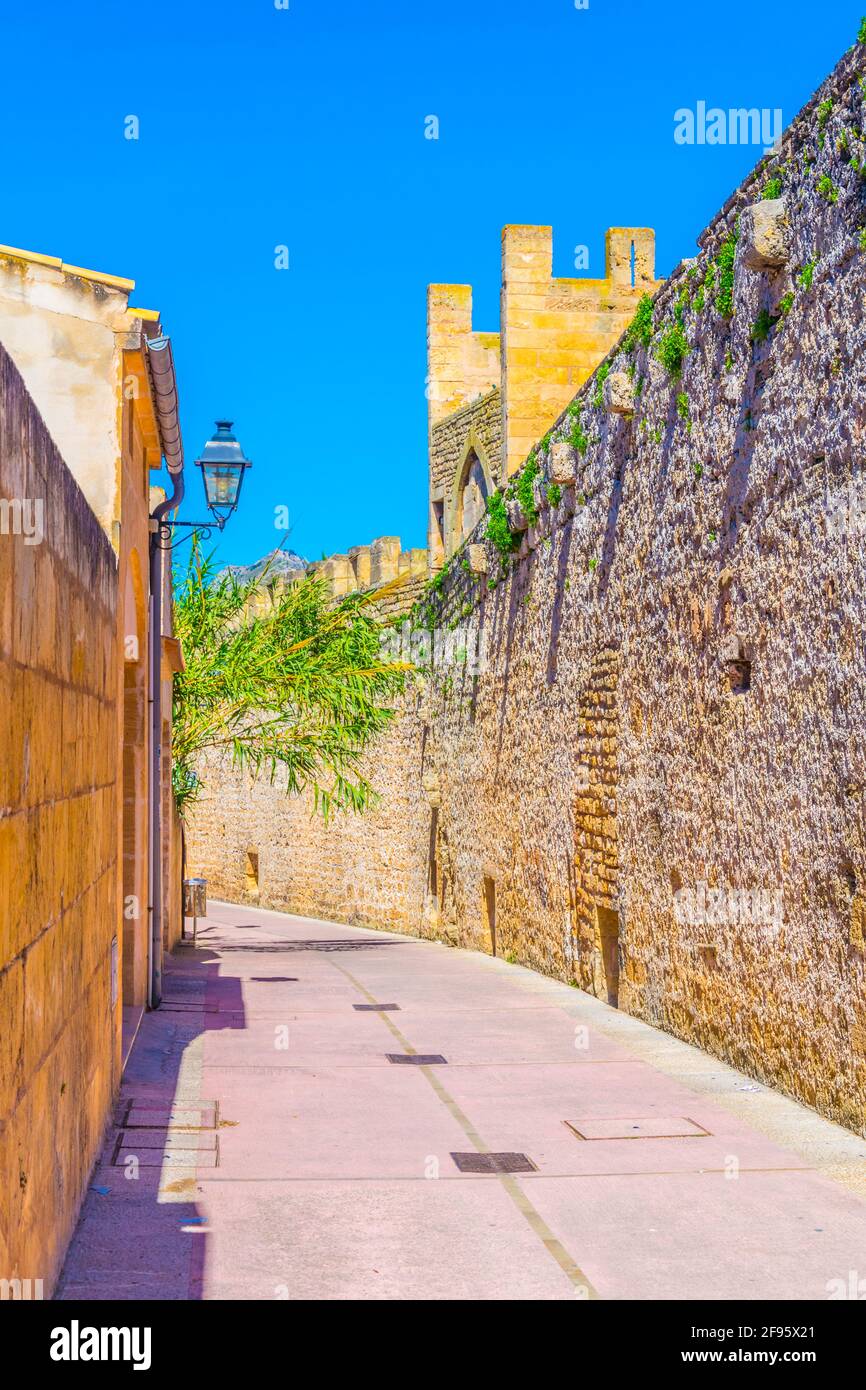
[386,1053,447,1065]
[354,1003,400,1011]
[564,1116,711,1140]
[451,1152,538,1174]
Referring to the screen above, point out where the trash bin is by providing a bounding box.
[182,877,207,945]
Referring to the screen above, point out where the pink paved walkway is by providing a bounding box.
[58,900,866,1300]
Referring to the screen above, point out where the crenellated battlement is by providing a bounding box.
[307,536,428,614]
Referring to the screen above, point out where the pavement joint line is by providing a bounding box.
[159,1005,578,1017]
[329,958,600,1299]
[199,1059,634,1069]
[188,1166,818,1183]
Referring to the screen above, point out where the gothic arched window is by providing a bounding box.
[458,450,489,541]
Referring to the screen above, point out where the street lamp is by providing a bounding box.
[194,420,253,529]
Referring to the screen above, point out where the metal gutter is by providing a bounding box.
[145,332,184,1009]
[145,335,184,477]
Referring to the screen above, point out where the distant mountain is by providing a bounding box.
[220,548,307,586]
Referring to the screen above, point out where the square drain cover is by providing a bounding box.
[120,1099,217,1131]
[386,1053,447,1065]
[451,1152,537,1174]
[354,1003,400,1011]
[564,1116,710,1140]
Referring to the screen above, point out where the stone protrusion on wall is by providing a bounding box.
[466,543,488,575]
[603,369,636,417]
[549,441,578,485]
[604,370,635,416]
[740,199,792,270]
[422,769,441,807]
[506,499,529,533]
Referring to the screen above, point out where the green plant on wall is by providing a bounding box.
[674,283,692,326]
[714,230,738,319]
[485,491,517,564]
[622,294,654,354]
[567,401,590,455]
[816,174,839,203]
[656,323,689,379]
[751,308,781,343]
[592,361,610,409]
[515,451,541,525]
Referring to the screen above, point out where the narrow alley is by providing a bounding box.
[58,901,866,1302]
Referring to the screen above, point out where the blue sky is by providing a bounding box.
[1,1,861,566]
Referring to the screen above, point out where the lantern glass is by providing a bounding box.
[202,462,243,511]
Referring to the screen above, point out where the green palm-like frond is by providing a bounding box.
[171,539,411,817]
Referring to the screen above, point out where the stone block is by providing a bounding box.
[370,536,402,586]
[421,770,440,807]
[740,199,791,270]
[549,441,577,485]
[506,499,528,533]
[466,544,488,575]
[604,370,635,416]
[348,545,371,588]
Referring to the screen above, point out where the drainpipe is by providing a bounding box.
[146,334,184,1009]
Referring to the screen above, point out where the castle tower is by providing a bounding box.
[427,225,662,565]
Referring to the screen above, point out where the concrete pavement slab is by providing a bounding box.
[57,898,866,1302]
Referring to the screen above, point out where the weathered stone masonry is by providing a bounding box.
[190,42,866,1134]
[0,345,120,1289]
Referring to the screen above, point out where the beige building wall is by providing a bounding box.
[0,246,136,539]
[0,247,186,1289]
[0,243,184,1033]
[0,345,121,1292]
